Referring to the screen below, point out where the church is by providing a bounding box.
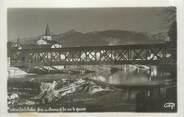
[12,24,62,50]
[37,24,52,45]
[36,24,62,48]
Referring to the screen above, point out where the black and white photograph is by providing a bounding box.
[7,7,177,113]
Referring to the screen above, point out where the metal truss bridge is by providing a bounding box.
[9,43,176,67]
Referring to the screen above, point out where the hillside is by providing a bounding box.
[11,29,166,47]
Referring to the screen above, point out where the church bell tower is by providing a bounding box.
[37,24,52,45]
[43,24,52,41]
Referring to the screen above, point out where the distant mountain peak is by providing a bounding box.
[65,29,80,35]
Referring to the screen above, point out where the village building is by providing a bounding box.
[36,24,62,48]
[37,24,52,45]
[8,24,62,51]
[10,24,62,50]
[7,37,23,50]
[15,38,23,50]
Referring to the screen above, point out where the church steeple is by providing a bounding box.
[38,24,52,42]
[45,24,50,36]
[16,37,21,45]
[16,37,22,50]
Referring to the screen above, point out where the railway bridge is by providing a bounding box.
[9,43,176,68]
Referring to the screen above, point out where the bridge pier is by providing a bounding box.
[150,66,158,78]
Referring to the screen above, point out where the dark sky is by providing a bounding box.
[8,7,173,41]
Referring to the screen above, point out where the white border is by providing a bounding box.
[1,0,184,117]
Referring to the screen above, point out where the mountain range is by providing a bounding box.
[11,29,167,47]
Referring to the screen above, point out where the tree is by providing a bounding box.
[168,21,177,47]
[163,7,176,45]
[163,7,177,60]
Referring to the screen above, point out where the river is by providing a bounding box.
[7,65,177,112]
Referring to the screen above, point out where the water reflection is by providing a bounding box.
[86,65,176,112]
[89,65,162,86]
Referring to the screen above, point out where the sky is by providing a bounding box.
[8,7,174,41]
